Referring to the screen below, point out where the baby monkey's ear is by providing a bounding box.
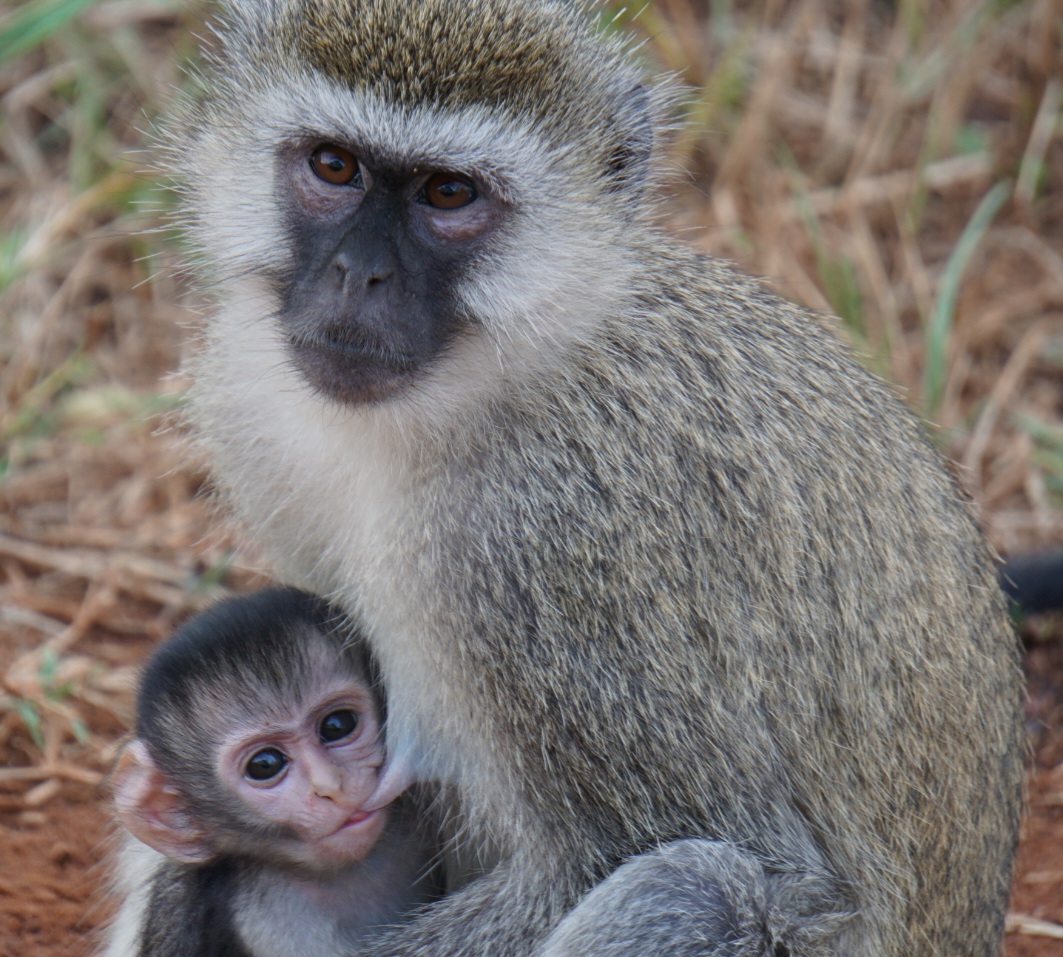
[113,740,216,865]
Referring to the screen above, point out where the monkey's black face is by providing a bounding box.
[277,142,499,404]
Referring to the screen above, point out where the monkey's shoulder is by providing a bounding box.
[614,244,892,413]
[493,243,938,506]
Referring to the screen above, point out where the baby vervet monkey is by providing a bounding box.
[108,588,441,957]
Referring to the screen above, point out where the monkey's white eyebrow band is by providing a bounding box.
[252,74,557,203]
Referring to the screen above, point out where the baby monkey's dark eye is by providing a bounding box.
[310,145,361,186]
[320,709,358,743]
[245,747,288,782]
[420,172,477,210]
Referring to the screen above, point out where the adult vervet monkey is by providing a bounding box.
[141,1,1024,955]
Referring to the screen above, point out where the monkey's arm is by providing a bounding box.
[350,840,836,957]
[539,840,846,957]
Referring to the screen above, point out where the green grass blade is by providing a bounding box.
[13,699,44,750]
[0,0,97,63]
[923,179,1011,416]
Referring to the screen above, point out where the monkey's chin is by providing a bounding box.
[288,337,420,405]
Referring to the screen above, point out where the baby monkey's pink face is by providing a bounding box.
[216,675,388,868]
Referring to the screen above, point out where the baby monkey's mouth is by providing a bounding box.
[340,809,375,829]
[315,806,388,849]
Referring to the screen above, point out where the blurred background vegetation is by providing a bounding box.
[0,0,1061,951]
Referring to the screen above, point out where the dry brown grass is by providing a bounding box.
[0,0,1061,951]
[0,0,264,808]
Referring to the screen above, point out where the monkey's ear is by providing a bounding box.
[604,83,654,196]
[113,741,216,865]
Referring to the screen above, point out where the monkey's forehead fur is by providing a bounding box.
[136,588,369,739]
[215,0,645,147]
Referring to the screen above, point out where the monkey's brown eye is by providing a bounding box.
[245,747,288,782]
[320,709,358,743]
[310,145,361,187]
[420,172,477,210]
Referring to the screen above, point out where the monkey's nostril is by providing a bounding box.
[366,268,394,288]
[330,259,348,289]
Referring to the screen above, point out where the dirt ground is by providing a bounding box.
[1010,637,1063,956]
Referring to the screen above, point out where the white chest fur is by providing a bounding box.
[190,295,505,806]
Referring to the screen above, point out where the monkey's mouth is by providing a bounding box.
[319,806,386,844]
[319,332,420,369]
[287,332,422,404]
[340,809,375,829]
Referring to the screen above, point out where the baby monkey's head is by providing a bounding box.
[115,588,390,872]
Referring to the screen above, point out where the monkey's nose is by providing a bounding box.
[329,247,396,292]
[308,759,343,799]
[365,264,394,288]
